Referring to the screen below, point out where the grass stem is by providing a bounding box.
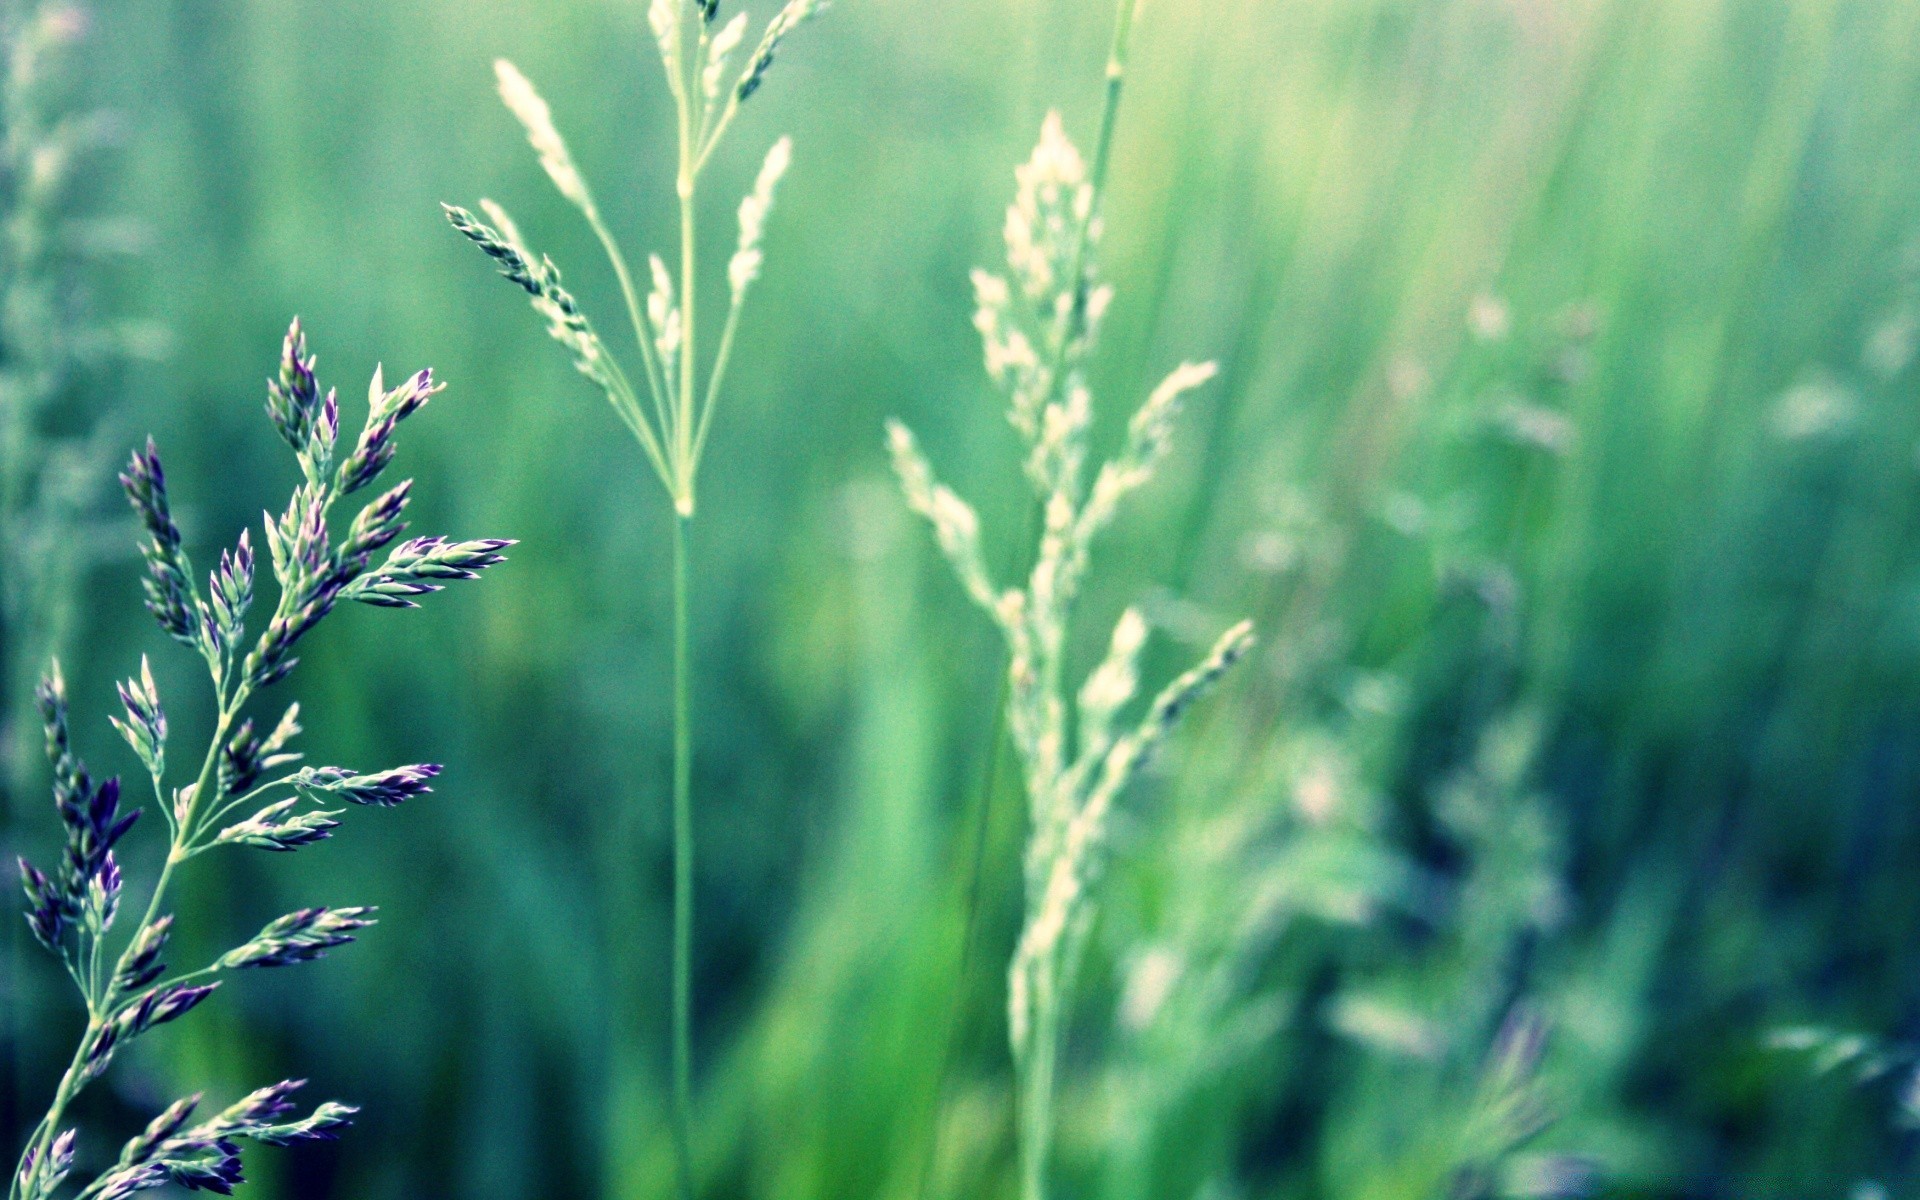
[670,509,696,1200]
[913,679,1013,1200]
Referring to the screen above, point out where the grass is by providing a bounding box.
[885,5,1256,1191]
[11,0,1920,1196]
[445,4,822,1195]
[8,322,508,1200]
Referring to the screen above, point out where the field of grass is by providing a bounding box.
[7,0,1920,1197]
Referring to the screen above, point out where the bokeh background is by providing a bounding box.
[6,0,1920,1196]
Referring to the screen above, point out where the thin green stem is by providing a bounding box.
[1019,961,1060,1200]
[12,692,233,1200]
[689,296,743,471]
[191,775,296,841]
[913,683,1012,1200]
[12,1018,94,1200]
[675,179,699,511]
[668,10,700,1192]
[669,510,695,1200]
[601,355,677,495]
[123,708,233,963]
[583,206,678,442]
[1036,0,1139,410]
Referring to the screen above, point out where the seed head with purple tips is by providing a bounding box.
[11,322,511,1200]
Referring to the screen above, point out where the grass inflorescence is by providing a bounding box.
[886,11,1254,1192]
[7,321,509,1200]
[445,3,824,1196]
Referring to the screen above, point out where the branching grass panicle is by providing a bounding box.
[444,3,823,1197]
[885,8,1253,1195]
[8,321,510,1200]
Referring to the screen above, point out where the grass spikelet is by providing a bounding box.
[493,59,594,214]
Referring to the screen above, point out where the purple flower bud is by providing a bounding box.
[218,705,302,798]
[148,982,219,1026]
[88,851,123,929]
[337,367,441,494]
[341,537,515,608]
[244,586,342,693]
[20,858,65,951]
[114,981,220,1046]
[180,1080,359,1149]
[218,718,261,797]
[165,1143,244,1195]
[51,772,139,922]
[292,763,439,807]
[388,368,437,422]
[315,388,339,458]
[111,656,168,777]
[208,531,254,651]
[81,1022,121,1082]
[32,1128,78,1195]
[214,798,341,853]
[339,480,412,565]
[35,662,76,788]
[336,764,439,808]
[251,1100,358,1146]
[94,1162,173,1200]
[208,1080,303,1129]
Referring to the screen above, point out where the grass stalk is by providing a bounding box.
[886,3,1252,1197]
[670,509,695,1200]
[445,7,825,1195]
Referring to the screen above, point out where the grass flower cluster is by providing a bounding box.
[445,3,822,1194]
[8,322,509,1200]
[444,0,818,518]
[886,67,1254,1200]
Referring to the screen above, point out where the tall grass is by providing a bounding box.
[887,4,1254,1195]
[8,0,1920,1195]
[444,3,823,1195]
[8,321,508,1200]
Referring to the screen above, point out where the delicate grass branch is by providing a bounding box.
[885,3,1251,1193]
[8,321,509,1200]
[444,5,824,1197]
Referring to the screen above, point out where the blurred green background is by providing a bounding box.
[7,0,1920,1196]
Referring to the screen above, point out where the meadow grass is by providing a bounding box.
[886,3,1255,1194]
[10,0,1920,1196]
[445,2,822,1194]
[9,321,508,1200]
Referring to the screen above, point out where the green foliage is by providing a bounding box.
[8,0,1920,1198]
